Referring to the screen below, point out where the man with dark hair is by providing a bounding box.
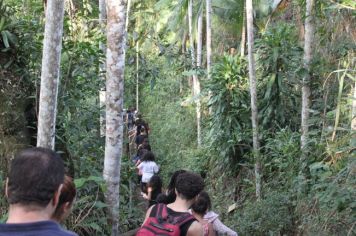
[0,147,77,236]
[140,171,204,236]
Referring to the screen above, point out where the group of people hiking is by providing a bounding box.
[127,112,237,236]
[136,169,238,236]
[0,112,237,236]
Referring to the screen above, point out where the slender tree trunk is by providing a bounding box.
[206,0,212,79]
[246,0,261,200]
[197,12,203,68]
[136,41,139,111]
[125,0,131,31]
[352,81,356,132]
[188,0,202,147]
[332,66,346,141]
[99,0,107,137]
[103,0,127,234]
[206,0,213,115]
[188,0,196,73]
[240,5,246,57]
[188,0,201,146]
[37,0,65,149]
[196,10,203,147]
[351,81,356,148]
[300,0,314,175]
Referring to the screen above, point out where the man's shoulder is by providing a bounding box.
[0,221,78,236]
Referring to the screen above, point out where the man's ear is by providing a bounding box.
[52,184,63,207]
[5,178,9,198]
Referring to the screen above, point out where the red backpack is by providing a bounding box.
[136,204,195,236]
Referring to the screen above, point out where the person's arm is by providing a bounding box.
[154,163,159,174]
[136,160,142,168]
[136,162,143,175]
[208,223,216,236]
[143,187,152,200]
[187,221,204,236]
[212,218,237,236]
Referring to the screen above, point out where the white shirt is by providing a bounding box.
[137,161,159,183]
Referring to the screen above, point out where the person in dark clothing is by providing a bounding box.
[135,114,149,136]
[127,108,135,130]
[135,128,147,147]
[142,175,162,208]
[0,147,77,236]
[142,171,205,236]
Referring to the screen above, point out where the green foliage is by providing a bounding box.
[263,129,301,188]
[206,55,251,168]
[256,23,302,130]
[0,0,17,52]
[298,157,356,235]
[233,191,295,236]
[0,0,355,235]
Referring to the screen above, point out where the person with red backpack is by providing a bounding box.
[137,171,204,236]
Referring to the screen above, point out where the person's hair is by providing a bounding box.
[191,191,211,216]
[142,151,155,162]
[140,128,146,133]
[52,175,76,221]
[7,147,65,207]
[156,170,186,204]
[175,172,204,200]
[156,193,168,204]
[148,175,162,192]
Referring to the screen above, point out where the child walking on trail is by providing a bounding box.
[191,191,216,236]
[141,175,162,208]
[137,151,159,193]
[194,191,238,236]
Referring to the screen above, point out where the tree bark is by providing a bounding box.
[246,0,261,200]
[206,0,212,79]
[103,0,127,234]
[188,0,202,147]
[352,81,356,132]
[331,67,346,141]
[136,41,139,111]
[37,0,65,149]
[188,0,201,146]
[125,0,131,31]
[351,81,356,148]
[99,0,107,137]
[196,9,203,147]
[300,0,314,168]
[188,0,196,70]
[240,5,246,57]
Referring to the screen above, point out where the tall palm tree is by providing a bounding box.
[37,0,65,149]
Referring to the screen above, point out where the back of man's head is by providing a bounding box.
[175,172,204,200]
[7,147,64,208]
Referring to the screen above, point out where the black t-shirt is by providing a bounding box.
[135,134,147,145]
[149,205,196,236]
[0,221,77,236]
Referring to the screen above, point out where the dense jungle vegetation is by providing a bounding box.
[0,0,355,235]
